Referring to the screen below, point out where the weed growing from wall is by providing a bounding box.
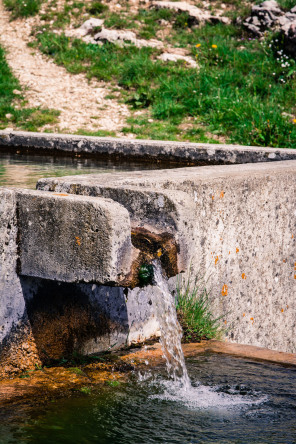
[175,272,223,343]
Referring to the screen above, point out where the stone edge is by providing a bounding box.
[0,131,296,164]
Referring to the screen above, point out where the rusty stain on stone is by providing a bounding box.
[221,284,228,296]
[120,227,178,288]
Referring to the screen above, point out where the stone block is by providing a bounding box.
[17,190,133,284]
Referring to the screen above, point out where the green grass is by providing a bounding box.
[4,0,42,18]
[4,0,296,145]
[175,273,222,343]
[267,0,296,10]
[0,45,60,131]
[86,1,108,15]
[122,116,219,143]
[75,129,117,137]
[34,27,296,147]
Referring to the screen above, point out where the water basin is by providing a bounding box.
[0,151,169,189]
[1,353,295,444]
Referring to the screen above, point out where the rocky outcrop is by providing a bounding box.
[93,28,164,48]
[244,0,283,35]
[68,19,198,65]
[151,1,230,25]
[244,1,296,57]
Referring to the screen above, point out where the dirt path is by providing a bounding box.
[0,0,130,133]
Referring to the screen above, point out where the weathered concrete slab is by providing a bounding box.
[0,189,26,348]
[1,130,296,165]
[38,160,296,353]
[17,190,133,284]
[0,187,165,375]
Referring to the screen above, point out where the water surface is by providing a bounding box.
[0,152,165,189]
[1,353,296,444]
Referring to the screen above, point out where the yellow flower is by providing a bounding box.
[293,118,296,124]
[212,44,217,48]
[195,43,201,48]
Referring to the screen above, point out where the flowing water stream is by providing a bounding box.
[151,262,190,389]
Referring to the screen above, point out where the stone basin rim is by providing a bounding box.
[0,130,296,165]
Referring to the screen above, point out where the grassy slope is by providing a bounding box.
[4,0,296,146]
[0,45,59,131]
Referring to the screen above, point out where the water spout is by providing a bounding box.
[151,261,191,389]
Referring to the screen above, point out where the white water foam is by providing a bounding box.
[150,380,268,411]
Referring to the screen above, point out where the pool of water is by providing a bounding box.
[0,152,166,189]
[1,353,296,444]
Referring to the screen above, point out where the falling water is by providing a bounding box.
[148,262,269,412]
[151,261,191,389]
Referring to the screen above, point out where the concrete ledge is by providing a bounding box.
[17,190,133,283]
[1,130,296,165]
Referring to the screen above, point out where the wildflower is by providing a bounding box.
[195,43,201,48]
[212,44,217,49]
[293,119,296,124]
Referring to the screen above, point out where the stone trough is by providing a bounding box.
[0,130,295,376]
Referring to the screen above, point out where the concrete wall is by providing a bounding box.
[38,160,296,354]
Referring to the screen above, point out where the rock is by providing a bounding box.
[65,18,104,42]
[13,89,22,95]
[244,0,296,37]
[94,28,164,48]
[78,18,104,36]
[5,113,12,119]
[243,1,296,56]
[158,52,198,68]
[282,20,296,57]
[278,11,296,28]
[244,0,283,35]
[151,1,230,25]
